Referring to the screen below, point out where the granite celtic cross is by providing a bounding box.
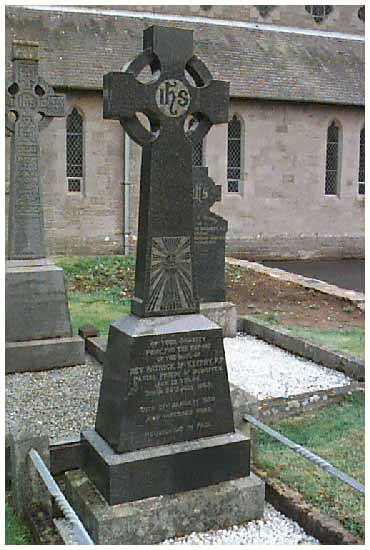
[6,40,65,260]
[103,26,229,317]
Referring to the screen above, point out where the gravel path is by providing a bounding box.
[6,355,101,443]
[224,334,352,400]
[6,335,352,443]
[162,503,319,545]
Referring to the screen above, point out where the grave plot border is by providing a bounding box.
[5,383,363,544]
[5,382,363,485]
[226,257,365,308]
[253,465,364,545]
[238,316,365,381]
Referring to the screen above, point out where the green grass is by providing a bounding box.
[54,255,135,335]
[284,326,365,360]
[68,292,131,336]
[5,503,33,545]
[256,393,365,538]
[53,257,365,359]
[248,314,365,360]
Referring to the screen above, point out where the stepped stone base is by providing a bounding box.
[6,259,84,373]
[65,469,264,545]
[6,337,85,374]
[82,429,250,505]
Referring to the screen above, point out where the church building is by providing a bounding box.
[5,5,365,259]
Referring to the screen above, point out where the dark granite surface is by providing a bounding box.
[103,25,229,317]
[88,26,250,507]
[193,167,228,302]
[6,40,65,260]
[95,315,235,453]
[82,429,250,505]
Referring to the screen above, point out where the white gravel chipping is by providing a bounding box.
[6,335,353,441]
[162,503,319,545]
[224,334,352,400]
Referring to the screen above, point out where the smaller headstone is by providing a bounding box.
[193,166,228,302]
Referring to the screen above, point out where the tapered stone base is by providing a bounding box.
[95,314,236,453]
[82,428,250,505]
[65,468,265,545]
[6,260,84,372]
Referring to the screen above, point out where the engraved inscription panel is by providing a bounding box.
[7,48,65,259]
[120,331,234,451]
[148,236,196,314]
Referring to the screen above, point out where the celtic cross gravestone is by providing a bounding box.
[6,40,65,260]
[5,41,84,373]
[102,25,229,317]
[78,27,251,513]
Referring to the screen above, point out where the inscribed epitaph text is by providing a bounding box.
[6,40,65,259]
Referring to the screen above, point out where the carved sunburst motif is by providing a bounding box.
[148,236,195,314]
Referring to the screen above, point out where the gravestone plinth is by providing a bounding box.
[5,41,84,373]
[71,25,263,543]
[84,314,249,504]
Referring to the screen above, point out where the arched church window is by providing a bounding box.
[188,115,204,167]
[192,141,204,167]
[305,5,333,23]
[227,115,242,193]
[66,108,83,193]
[358,126,365,195]
[325,120,341,196]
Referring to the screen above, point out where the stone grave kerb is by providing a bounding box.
[103,25,230,318]
[6,40,65,260]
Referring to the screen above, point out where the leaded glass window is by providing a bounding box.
[66,108,83,192]
[358,126,365,195]
[192,141,203,167]
[325,121,340,196]
[305,5,333,23]
[227,115,242,193]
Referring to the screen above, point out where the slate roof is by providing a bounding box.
[5,6,364,106]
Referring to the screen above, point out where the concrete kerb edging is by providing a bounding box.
[226,257,365,308]
[238,316,365,382]
[6,383,364,485]
[8,424,51,519]
[252,465,363,545]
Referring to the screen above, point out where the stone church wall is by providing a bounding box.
[6,91,124,256]
[5,94,364,260]
[213,100,365,259]
[127,99,365,260]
